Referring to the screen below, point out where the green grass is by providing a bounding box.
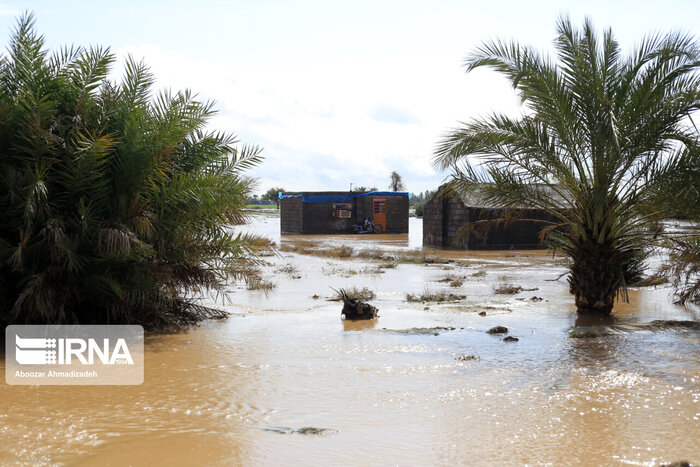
[246,204,278,209]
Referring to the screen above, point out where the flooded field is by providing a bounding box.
[1,213,698,466]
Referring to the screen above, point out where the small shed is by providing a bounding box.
[280,191,409,235]
[423,184,559,249]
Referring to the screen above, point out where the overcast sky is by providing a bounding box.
[1,1,699,195]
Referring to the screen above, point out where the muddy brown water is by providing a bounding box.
[1,214,698,466]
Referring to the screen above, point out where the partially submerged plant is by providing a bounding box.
[406,287,465,302]
[435,273,465,288]
[494,284,523,295]
[328,286,376,301]
[247,278,277,292]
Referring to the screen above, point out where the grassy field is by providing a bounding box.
[245,204,278,209]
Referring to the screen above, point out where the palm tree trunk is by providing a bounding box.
[568,239,623,316]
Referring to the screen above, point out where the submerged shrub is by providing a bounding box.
[247,279,277,292]
[329,287,375,301]
[406,288,465,302]
[493,284,523,295]
[0,14,267,329]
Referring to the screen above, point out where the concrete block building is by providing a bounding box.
[423,184,560,249]
[280,191,409,235]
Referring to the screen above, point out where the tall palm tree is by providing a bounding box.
[434,17,700,316]
[0,13,268,328]
[389,171,405,191]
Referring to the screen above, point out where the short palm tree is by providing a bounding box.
[434,17,700,315]
[0,14,268,328]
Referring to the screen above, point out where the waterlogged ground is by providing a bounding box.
[0,213,698,466]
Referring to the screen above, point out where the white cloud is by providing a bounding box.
[6,0,700,196]
[0,6,20,17]
[113,41,520,195]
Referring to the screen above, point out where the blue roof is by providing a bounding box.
[279,191,410,204]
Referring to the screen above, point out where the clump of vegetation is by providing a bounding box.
[436,274,465,287]
[356,248,391,260]
[406,288,465,302]
[329,246,354,258]
[285,243,445,265]
[328,287,375,301]
[247,279,277,292]
[277,265,299,274]
[357,267,384,275]
[0,14,267,329]
[379,262,397,269]
[471,270,487,278]
[494,284,523,295]
[280,242,354,258]
[456,354,479,361]
[435,17,700,316]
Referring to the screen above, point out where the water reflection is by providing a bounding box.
[573,314,618,327]
[343,318,378,331]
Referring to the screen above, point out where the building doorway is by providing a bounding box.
[373,198,386,232]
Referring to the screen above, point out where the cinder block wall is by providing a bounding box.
[356,197,370,225]
[463,207,552,249]
[280,197,303,234]
[302,203,355,234]
[423,192,444,246]
[422,188,552,249]
[444,196,470,248]
[385,196,408,233]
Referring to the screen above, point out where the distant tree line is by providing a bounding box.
[410,189,436,217]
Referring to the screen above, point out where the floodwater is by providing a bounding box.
[1,213,698,466]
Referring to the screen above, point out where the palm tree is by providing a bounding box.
[434,17,700,316]
[0,13,268,328]
[389,171,405,191]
